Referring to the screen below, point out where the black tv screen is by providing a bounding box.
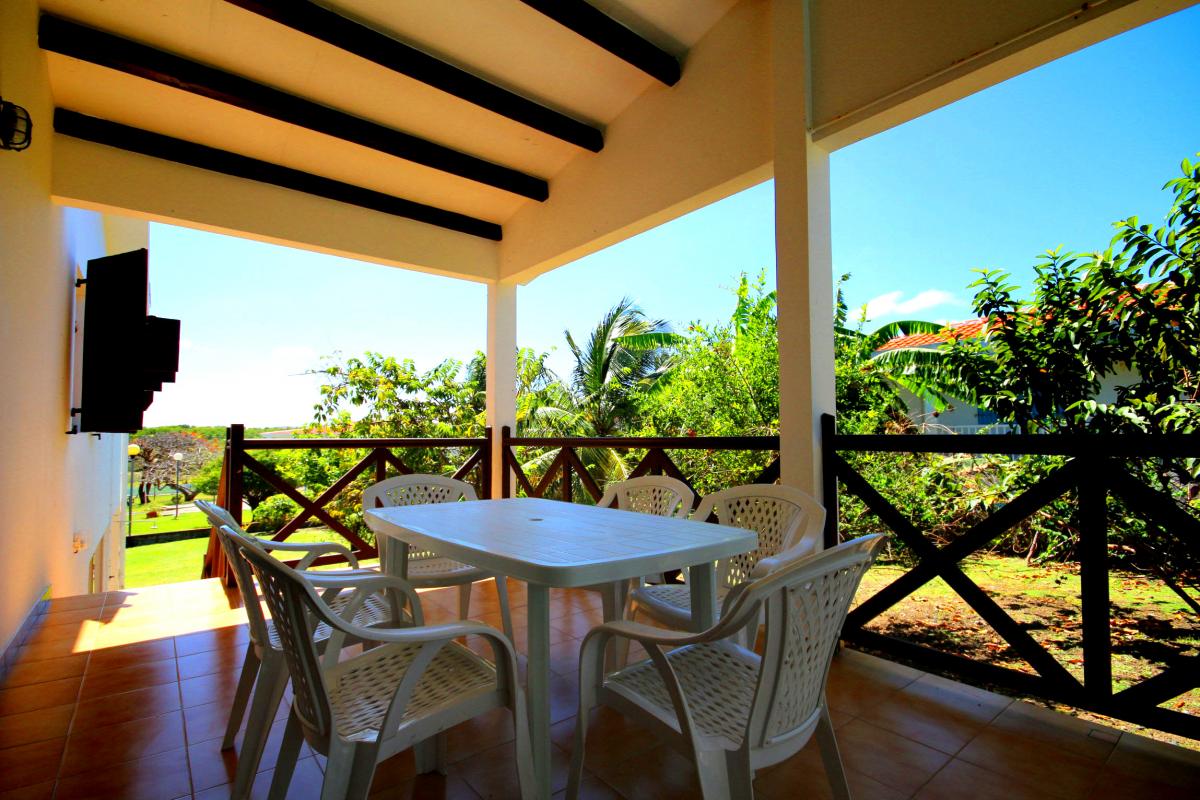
[79,249,180,433]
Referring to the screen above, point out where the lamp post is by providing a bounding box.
[172,451,184,518]
[127,444,141,539]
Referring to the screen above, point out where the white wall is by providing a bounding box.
[0,0,134,655]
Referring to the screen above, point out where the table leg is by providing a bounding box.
[688,561,718,632]
[599,581,627,672]
[526,583,552,800]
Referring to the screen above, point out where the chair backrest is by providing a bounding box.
[196,498,240,532]
[203,502,272,646]
[694,485,826,588]
[363,474,478,562]
[597,475,694,518]
[721,534,884,754]
[225,526,334,743]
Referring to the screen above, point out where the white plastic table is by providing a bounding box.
[365,497,757,799]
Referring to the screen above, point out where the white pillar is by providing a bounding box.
[486,280,518,497]
[773,0,834,496]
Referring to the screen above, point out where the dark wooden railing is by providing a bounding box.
[499,426,779,504]
[822,413,1200,740]
[201,424,490,581]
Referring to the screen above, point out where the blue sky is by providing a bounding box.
[143,5,1200,427]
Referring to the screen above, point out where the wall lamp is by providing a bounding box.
[0,97,32,151]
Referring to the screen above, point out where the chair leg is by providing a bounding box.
[510,691,537,800]
[815,704,851,800]
[343,741,381,800]
[458,582,473,619]
[222,645,261,749]
[266,709,303,800]
[321,738,356,800]
[414,733,447,775]
[233,652,288,799]
[694,748,733,800]
[725,750,755,800]
[495,576,515,641]
[567,633,607,800]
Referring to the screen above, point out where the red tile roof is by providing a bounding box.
[875,318,989,351]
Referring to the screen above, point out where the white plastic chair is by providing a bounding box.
[363,475,514,640]
[232,526,536,800]
[597,475,695,519]
[567,534,885,800]
[201,501,412,798]
[628,484,826,634]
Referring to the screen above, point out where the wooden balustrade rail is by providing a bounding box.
[822,413,1200,741]
[201,424,491,581]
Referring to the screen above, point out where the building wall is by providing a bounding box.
[0,0,134,655]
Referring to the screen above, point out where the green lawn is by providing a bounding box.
[124,528,370,587]
[130,509,210,535]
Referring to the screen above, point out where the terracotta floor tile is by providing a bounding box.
[956,727,1101,799]
[825,664,911,718]
[181,668,243,709]
[1085,765,1200,800]
[37,607,102,629]
[72,681,182,730]
[87,638,177,674]
[989,700,1119,761]
[552,610,607,639]
[915,757,1062,800]
[0,738,65,793]
[1103,731,1200,790]
[60,710,186,777]
[189,715,294,792]
[443,707,516,764]
[754,739,905,800]
[0,780,56,800]
[0,653,88,689]
[548,638,583,678]
[550,708,659,773]
[589,742,701,800]
[11,635,91,663]
[550,770,623,800]
[202,755,325,800]
[175,625,251,657]
[185,699,241,745]
[0,676,82,716]
[857,672,1010,755]
[179,643,250,680]
[0,703,74,750]
[369,749,417,790]
[371,772,482,799]
[22,619,97,647]
[457,739,568,799]
[46,594,105,613]
[835,718,952,795]
[55,745,191,800]
[79,657,179,701]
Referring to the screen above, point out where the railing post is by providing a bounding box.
[1079,466,1112,700]
[501,425,512,499]
[374,448,387,484]
[228,423,245,528]
[821,413,838,548]
[561,448,573,503]
[482,426,494,499]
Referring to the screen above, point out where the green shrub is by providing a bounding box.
[247,493,302,533]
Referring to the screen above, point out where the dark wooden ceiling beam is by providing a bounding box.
[39,14,547,201]
[54,109,502,240]
[520,0,680,86]
[224,0,603,153]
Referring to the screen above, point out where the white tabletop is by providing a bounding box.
[365,496,757,588]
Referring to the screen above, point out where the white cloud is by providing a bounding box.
[863,289,962,321]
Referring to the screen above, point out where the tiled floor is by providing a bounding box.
[1,578,1197,799]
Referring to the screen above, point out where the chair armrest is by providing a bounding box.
[751,538,818,579]
[583,620,711,648]
[257,538,360,569]
[303,572,425,627]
